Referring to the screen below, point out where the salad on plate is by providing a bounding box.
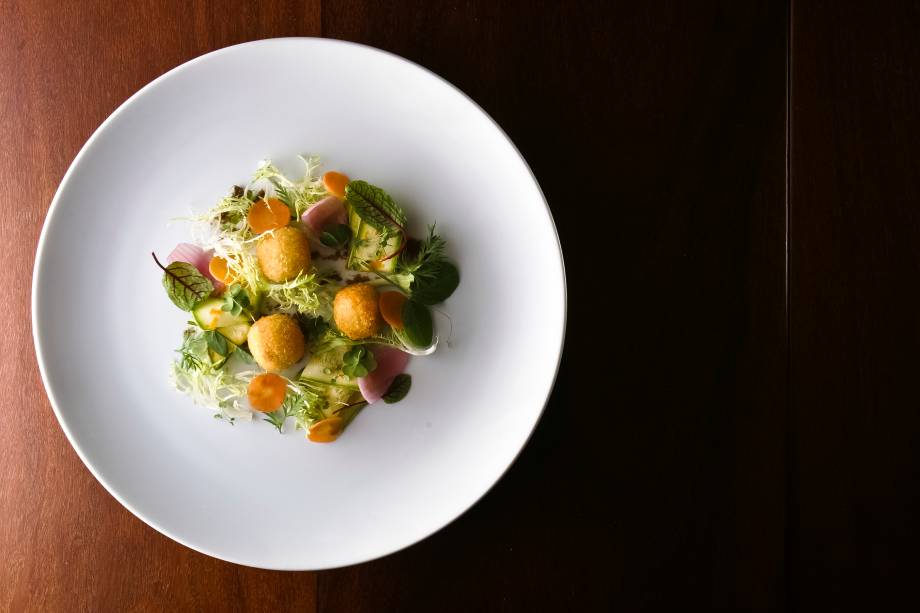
[153,156,459,443]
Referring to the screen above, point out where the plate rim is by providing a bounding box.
[31,36,567,570]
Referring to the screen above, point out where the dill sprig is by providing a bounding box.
[380,224,459,305]
[263,390,308,433]
[403,224,448,281]
[177,328,206,371]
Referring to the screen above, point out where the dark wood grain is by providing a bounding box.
[318,1,788,611]
[0,2,321,611]
[2,0,795,611]
[788,1,920,610]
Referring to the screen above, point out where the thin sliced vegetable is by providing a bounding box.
[167,243,223,290]
[357,346,410,404]
[302,195,347,236]
[193,298,248,330]
[248,198,290,234]
[164,157,458,437]
[167,243,209,272]
[208,256,236,285]
[322,171,349,199]
[308,416,344,442]
[217,322,250,345]
[378,291,407,329]
[247,373,287,412]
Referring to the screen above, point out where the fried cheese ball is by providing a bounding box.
[247,314,305,372]
[256,226,311,283]
[333,283,382,340]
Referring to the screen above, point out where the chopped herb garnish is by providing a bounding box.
[165,157,457,441]
[263,392,307,434]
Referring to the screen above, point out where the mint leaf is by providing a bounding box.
[382,374,412,404]
[153,253,214,311]
[344,180,407,231]
[401,299,433,347]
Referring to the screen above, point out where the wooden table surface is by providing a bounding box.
[2,1,919,611]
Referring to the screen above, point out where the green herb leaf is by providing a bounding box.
[344,180,407,231]
[273,183,298,218]
[382,374,412,404]
[235,345,255,364]
[401,300,433,347]
[320,223,352,248]
[177,328,207,371]
[342,346,377,378]
[221,284,250,316]
[153,253,214,311]
[263,392,306,434]
[410,260,460,305]
[298,316,330,343]
[392,225,460,303]
[204,330,230,357]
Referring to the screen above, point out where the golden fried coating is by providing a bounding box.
[247,314,305,372]
[256,226,311,283]
[333,283,382,340]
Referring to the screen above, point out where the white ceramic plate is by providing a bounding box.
[32,38,565,570]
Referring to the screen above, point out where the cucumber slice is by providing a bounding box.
[300,346,359,389]
[300,347,364,417]
[326,386,361,411]
[192,298,248,330]
[217,322,250,345]
[346,207,402,273]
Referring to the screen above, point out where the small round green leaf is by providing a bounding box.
[382,374,412,404]
[411,260,460,305]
